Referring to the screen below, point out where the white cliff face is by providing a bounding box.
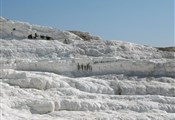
[0,17,175,120]
[1,39,174,77]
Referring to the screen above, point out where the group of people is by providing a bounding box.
[28,33,54,40]
[77,63,92,71]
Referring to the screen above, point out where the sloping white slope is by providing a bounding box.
[1,39,174,77]
[1,70,175,120]
[1,18,175,120]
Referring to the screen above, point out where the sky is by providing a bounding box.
[1,0,174,47]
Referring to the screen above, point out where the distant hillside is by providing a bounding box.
[157,47,175,52]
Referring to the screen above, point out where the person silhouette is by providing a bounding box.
[28,34,33,39]
[87,63,90,71]
[84,65,87,71]
[90,65,92,71]
[77,63,80,71]
[81,64,84,71]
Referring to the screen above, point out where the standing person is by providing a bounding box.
[77,63,80,71]
[81,64,84,71]
[87,63,90,71]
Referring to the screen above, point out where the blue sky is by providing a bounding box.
[1,0,174,47]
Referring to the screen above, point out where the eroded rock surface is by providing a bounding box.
[1,17,175,120]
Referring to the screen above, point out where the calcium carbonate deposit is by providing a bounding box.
[0,17,175,120]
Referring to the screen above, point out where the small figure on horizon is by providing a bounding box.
[40,35,45,39]
[118,87,122,95]
[28,34,33,39]
[33,33,38,39]
[46,36,51,40]
[89,66,92,71]
[84,65,87,71]
[77,63,80,71]
[87,63,90,71]
[81,64,84,71]
[64,39,68,44]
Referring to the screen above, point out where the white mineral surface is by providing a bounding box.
[0,17,175,120]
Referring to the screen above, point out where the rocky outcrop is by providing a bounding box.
[68,30,101,41]
[157,47,175,52]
